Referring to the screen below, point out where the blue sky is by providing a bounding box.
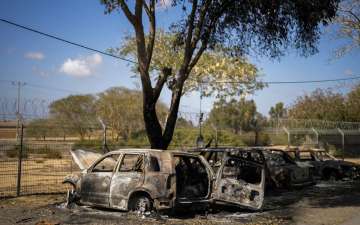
[1,0,359,117]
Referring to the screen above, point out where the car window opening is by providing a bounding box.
[92,154,120,172]
[119,154,144,172]
[175,156,209,199]
[222,158,262,184]
[148,156,160,172]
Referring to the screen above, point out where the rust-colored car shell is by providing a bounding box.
[64,148,265,212]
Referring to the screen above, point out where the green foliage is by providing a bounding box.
[288,89,347,121]
[49,95,97,140]
[96,87,167,141]
[288,85,360,122]
[110,30,263,98]
[346,83,360,121]
[26,119,54,140]
[269,102,287,119]
[206,98,258,133]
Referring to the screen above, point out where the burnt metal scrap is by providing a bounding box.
[64,148,265,212]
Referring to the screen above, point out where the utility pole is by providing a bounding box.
[12,81,26,141]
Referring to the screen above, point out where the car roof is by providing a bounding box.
[104,148,198,156]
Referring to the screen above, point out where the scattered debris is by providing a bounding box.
[15,217,33,223]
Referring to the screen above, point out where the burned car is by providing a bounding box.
[64,148,265,212]
[192,147,314,189]
[286,149,360,180]
[260,148,315,188]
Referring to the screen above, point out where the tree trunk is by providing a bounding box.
[143,99,166,149]
[142,81,183,150]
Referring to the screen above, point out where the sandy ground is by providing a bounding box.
[1,180,360,225]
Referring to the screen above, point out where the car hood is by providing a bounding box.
[70,149,102,170]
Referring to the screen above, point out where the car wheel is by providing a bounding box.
[130,195,153,212]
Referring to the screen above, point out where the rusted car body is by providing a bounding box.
[192,147,314,189]
[285,149,360,180]
[64,148,265,212]
[260,148,315,188]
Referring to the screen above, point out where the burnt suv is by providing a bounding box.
[286,149,360,181]
[64,148,265,212]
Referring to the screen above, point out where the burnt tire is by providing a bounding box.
[129,195,153,212]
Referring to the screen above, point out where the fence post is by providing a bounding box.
[312,127,319,145]
[16,123,24,196]
[283,127,290,146]
[337,128,345,151]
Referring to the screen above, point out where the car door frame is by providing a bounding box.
[80,153,122,207]
[172,153,214,204]
[211,152,266,210]
[109,152,146,210]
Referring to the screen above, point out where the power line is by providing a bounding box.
[1,19,360,85]
[200,75,360,84]
[0,18,137,64]
[265,76,360,84]
[26,83,80,94]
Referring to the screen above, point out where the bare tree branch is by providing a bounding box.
[145,0,156,69]
[153,67,171,102]
[182,0,198,66]
[191,0,211,48]
[118,0,136,25]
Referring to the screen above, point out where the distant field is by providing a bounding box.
[0,156,77,198]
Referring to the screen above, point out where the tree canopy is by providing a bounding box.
[333,0,360,58]
[288,88,347,121]
[269,102,287,119]
[101,0,340,149]
[110,30,263,98]
[49,95,97,140]
[345,83,360,121]
[96,87,167,140]
[207,98,257,134]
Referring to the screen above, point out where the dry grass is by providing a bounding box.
[0,156,77,197]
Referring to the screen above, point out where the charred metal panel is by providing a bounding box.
[213,155,265,210]
[80,172,112,206]
[70,149,102,170]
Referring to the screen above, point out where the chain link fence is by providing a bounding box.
[0,126,75,198]
[1,117,360,198]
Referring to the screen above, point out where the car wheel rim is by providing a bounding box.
[136,198,148,212]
